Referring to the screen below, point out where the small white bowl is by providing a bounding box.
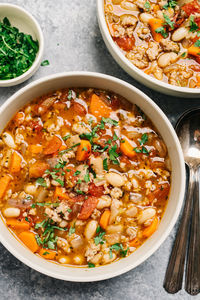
[97,0,200,98]
[0,72,185,281]
[0,4,44,87]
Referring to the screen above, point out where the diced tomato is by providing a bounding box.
[78,196,99,220]
[15,112,25,125]
[110,96,120,110]
[53,102,67,110]
[73,102,86,115]
[114,36,135,51]
[182,0,200,16]
[43,136,62,155]
[88,182,104,197]
[29,120,43,132]
[120,154,130,165]
[149,183,170,203]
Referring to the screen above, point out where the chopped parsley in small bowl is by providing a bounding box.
[0,3,44,87]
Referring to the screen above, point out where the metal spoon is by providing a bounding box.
[164,107,200,295]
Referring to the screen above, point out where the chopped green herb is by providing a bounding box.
[59,143,81,155]
[26,195,32,200]
[84,169,90,183]
[189,16,199,32]
[82,146,88,151]
[94,231,105,245]
[41,60,50,66]
[67,209,72,213]
[96,225,101,234]
[134,146,149,154]
[0,17,39,80]
[109,249,113,259]
[113,132,119,141]
[77,179,82,184]
[139,133,148,146]
[67,90,73,100]
[144,1,151,11]
[101,117,118,126]
[62,134,71,141]
[88,262,95,268]
[163,0,177,9]
[92,144,109,152]
[36,177,47,187]
[103,158,108,171]
[108,144,120,165]
[54,178,64,187]
[106,139,112,145]
[76,189,85,195]
[181,52,187,58]
[110,243,129,257]
[195,40,200,47]
[90,167,96,179]
[155,27,168,38]
[68,224,76,236]
[74,170,81,176]
[25,217,30,223]
[42,251,50,255]
[163,14,174,29]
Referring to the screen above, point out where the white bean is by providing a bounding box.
[140,13,153,23]
[96,195,111,210]
[107,224,124,233]
[3,207,20,218]
[121,1,139,11]
[2,133,17,149]
[138,208,156,224]
[158,52,178,68]
[125,206,138,217]
[90,155,103,175]
[24,184,37,195]
[58,256,70,264]
[73,254,84,265]
[84,220,98,240]
[105,172,125,187]
[172,27,188,42]
[120,14,138,27]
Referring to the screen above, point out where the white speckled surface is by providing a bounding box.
[0,1,198,299]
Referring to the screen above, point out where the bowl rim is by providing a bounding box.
[0,3,44,87]
[97,0,200,96]
[0,71,186,281]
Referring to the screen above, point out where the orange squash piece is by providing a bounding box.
[6,218,30,230]
[18,231,39,253]
[143,216,159,238]
[39,248,56,260]
[10,151,22,174]
[99,210,111,229]
[120,138,136,158]
[89,94,111,119]
[0,175,11,199]
[148,18,164,42]
[76,140,91,161]
[54,187,69,200]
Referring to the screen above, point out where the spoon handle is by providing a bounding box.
[185,169,200,295]
[163,167,195,294]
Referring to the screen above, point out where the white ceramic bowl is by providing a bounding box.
[97,0,200,98]
[0,4,44,87]
[0,72,185,281]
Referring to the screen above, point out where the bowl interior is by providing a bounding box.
[0,73,185,281]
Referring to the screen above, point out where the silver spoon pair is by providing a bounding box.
[164,108,200,295]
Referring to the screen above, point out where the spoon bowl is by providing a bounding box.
[176,108,200,168]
